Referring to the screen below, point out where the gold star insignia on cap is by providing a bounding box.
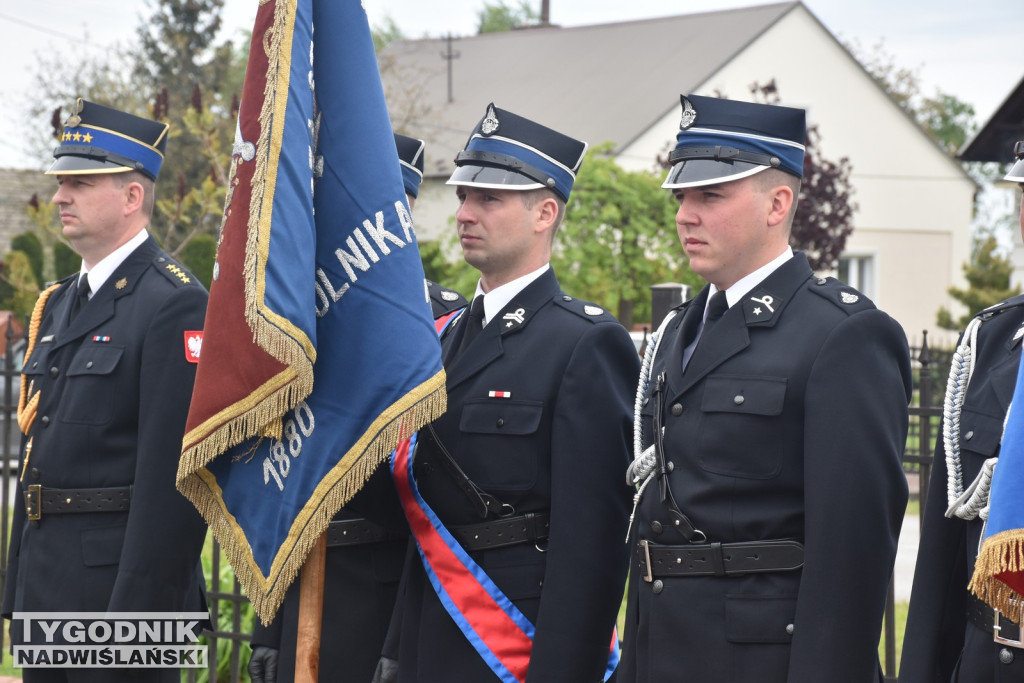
[82,132,93,143]
[115,278,128,290]
[62,131,73,141]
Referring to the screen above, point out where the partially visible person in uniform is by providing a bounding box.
[247,133,466,683]
[386,104,638,682]
[1,98,209,682]
[618,94,913,683]
[900,141,1024,683]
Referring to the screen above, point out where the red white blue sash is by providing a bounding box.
[391,308,619,682]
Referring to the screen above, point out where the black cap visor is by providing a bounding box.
[47,154,137,177]
[662,159,769,189]
[447,164,544,192]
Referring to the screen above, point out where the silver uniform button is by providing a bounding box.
[733,395,745,405]
[1000,648,1014,665]
[652,580,663,594]
[785,623,795,635]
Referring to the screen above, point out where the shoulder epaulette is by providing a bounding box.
[806,276,876,314]
[154,255,198,288]
[553,294,618,323]
[976,293,1024,320]
[427,279,468,318]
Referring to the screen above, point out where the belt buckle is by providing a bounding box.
[25,484,41,521]
[994,603,1024,649]
[639,539,653,583]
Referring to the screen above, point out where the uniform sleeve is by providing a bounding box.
[526,322,639,682]
[788,309,912,682]
[108,283,209,611]
[898,438,968,683]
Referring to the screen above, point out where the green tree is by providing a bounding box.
[11,232,45,286]
[372,16,406,52]
[937,233,1021,330]
[477,0,539,33]
[0,250,41,317]
[557,144,701,328]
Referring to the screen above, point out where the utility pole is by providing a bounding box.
[440,33,460,103]
[540,0,550,25]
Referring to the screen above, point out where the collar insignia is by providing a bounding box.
[584,305,604,316]
[115,277,128,290]
[841,291,860,304]
[441,290,460,302]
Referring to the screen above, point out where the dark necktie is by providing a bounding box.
[456,296,485,357]
[703,290,728,334]
[69,275,91,322]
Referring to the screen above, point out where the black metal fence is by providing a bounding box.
[0,315,951,682]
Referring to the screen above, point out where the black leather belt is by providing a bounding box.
[968,593,1024,648]
[637,539,804,581]
[451,512,550,551]
[25,484,132,521]
[325,517,405,547]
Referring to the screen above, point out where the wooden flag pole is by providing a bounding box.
[295,532,328,683]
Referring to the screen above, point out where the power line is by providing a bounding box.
[0,11,119,52]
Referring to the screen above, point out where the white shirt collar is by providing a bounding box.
[473,264,550,326]
[79,229,149,297]
[706,246,793,318]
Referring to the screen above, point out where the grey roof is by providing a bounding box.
[960,73,1024,163]
[379,2,799,178]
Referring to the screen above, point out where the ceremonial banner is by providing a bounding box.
[177,0,445,623]
[970,356,1024,616]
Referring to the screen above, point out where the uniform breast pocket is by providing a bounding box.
[698,375,787,479]
[58,345,125,425]
[959,407,1003,459]
[459,399,543,491]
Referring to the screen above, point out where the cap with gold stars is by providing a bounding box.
[47,98,169,180]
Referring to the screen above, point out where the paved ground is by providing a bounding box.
[895,513,919,602]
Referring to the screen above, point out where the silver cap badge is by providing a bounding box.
[481,104,500,135]
[679,97,697,130]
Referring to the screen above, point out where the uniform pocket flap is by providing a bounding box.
[460,400,543,436]
[66,345,124,377]
[724,593,797,643]
[81,525,126,567]
[701,375,786,416]
[959,408,1003,457]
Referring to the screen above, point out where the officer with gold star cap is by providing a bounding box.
[618,94,912,683]
[1,98,209,682]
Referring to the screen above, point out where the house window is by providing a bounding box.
[837,254,876,299]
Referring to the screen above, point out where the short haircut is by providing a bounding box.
[753,168,801,226]
[519,187,566,235]
[114,170,156,218]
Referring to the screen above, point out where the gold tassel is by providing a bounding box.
[969,528,1024,615]
[17,283,61,433]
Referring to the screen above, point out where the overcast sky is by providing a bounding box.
[1,0,1021,170]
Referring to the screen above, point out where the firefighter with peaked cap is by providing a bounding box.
[901,141,1024,683]
[1,98,209,682]
[382,104,638,682]
[618,94,912,682]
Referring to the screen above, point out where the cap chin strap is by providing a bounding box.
[454,150,558,191]
[668,145,781,169]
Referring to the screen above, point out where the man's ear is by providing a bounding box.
[534,195,560,234]
[766,184,794,228]
[123,181,145,217]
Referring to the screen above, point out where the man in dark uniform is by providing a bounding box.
[618,94,913,683]
[247,133,466,683]
[386,104,638,682]
[1,99,209,681]
[901,141,1024,682]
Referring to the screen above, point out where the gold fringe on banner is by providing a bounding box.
[178,371,447,624]
[969,528,1024,616]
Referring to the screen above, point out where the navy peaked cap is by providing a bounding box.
[394,133,425,198]
[663,94,806,189]
[447,103,587,202]
[47,98,169,180]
